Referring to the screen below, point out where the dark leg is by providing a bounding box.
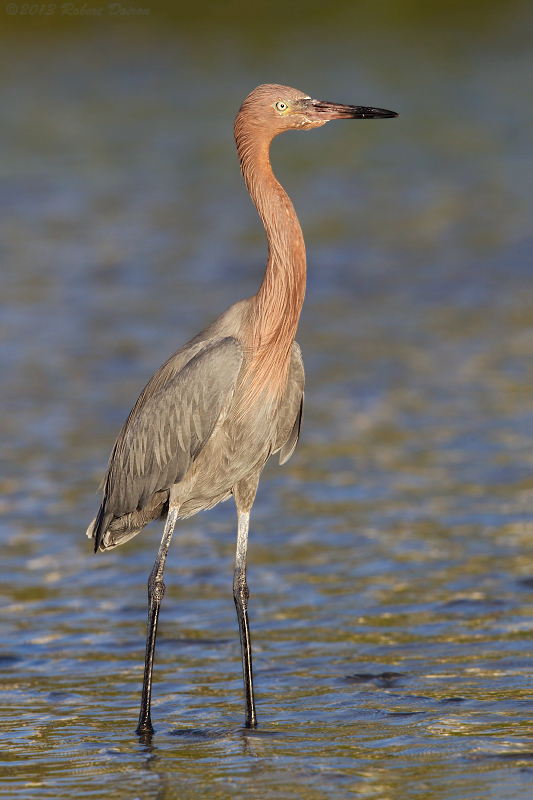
[137,506,179,736]
[233,510,257,728]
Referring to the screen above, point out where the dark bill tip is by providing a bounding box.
[310,100,399,120]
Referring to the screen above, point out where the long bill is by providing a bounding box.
[306,100,399,121]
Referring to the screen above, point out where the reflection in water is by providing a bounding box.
[138,737,168,800]
[1,4,533,799]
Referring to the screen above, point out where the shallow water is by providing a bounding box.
[2,6,533,799]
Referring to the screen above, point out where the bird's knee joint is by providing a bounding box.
[148,575,166,603]
[233,580,249,605]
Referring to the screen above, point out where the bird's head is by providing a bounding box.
[235,84,398,141]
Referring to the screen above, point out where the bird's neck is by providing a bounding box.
[237,132,307,404]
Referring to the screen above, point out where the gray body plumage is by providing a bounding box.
[87,296,304,552]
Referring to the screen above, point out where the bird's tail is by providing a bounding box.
[87,490,170,552]
[86,503,114,553]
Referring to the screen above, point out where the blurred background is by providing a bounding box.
[2,1,533,798]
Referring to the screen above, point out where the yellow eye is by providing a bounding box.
[275,101,288,112]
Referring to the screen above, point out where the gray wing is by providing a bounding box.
[93,336,243,548]
[275,341,305,465]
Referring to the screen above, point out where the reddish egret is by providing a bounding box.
[87,84,398,735]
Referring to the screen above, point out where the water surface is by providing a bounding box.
[1,7,533,799]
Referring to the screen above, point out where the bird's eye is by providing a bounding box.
[275,101,288,112]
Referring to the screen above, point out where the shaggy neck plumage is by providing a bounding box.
[235,117,306,404]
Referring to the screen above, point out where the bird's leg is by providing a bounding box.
[234,510,257,728]
[233,476,260,728]
[137,506,179,736]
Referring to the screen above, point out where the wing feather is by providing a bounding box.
[96,336,243,539]
[275,341,305,464]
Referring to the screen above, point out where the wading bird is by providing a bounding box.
[87,84,398,735]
